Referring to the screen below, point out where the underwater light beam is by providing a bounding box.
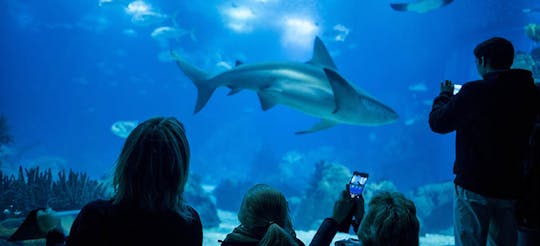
[282,17,319,49]
[226,7,255,21]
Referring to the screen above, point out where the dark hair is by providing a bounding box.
[238,184,298,246]
[473,37,515,69]
[357,191,419,246]
[113,116,191,213]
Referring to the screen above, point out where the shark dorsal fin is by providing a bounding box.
[307,36,337,70]
[235,60,244,67]
[323,68,357,114]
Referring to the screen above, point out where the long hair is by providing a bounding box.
[238,184,298,246]
[112,116,190,213]
[357,191,419,246]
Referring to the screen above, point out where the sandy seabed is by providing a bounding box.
[203,210,455,246]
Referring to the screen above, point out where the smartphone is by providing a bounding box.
[453,84,462,95]
[349,171,369,199]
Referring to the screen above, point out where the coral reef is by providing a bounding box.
[408,181,453,234]
[513,51,536,71]
[213,179,254,212]
[362,180,398,203]
[293,161,351,230]
[0,166,108,221]
[50,169,108,211]
[184,174,221,228]
[526,23,540,42]
[0,166,108,244]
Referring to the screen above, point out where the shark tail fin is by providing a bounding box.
[170,50,215,114]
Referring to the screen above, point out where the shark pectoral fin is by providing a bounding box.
[257,92,278,111]
[295,119,338,135]
[227,87,243,96]
[195,85,216,114]
[235,60,244,67]
[323,68,357,114]
[307,36,337,70]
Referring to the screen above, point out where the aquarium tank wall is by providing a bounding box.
[1,0,538,245]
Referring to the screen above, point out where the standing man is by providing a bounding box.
[429,37,540,245]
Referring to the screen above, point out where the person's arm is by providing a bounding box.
[36,208,66,246]
[429,80,470,133]
[309,190,355,246]
[8,208,63,243]
[310,218,340,246]
[351,195,365,234]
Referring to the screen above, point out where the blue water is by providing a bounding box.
[0,0,537,193]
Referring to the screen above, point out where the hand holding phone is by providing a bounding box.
[337,171,369,233]
[349,171,369,199]
[440,80,454,94]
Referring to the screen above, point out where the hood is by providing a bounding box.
[222,225,260,244]
[497,69,534,84]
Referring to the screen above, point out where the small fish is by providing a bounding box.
[390,0,454,13]
[111,120,138,138]
[151,26,195,47]
[408,82,428,92]
[98,0,113,7]
[522,7,540,13]
[126,1,168,26]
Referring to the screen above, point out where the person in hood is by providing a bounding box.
[429,37,540,246]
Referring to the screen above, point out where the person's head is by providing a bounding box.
[238,184,298,246]
[474,37,515,76]
[357,191,419,246]
[113,116,190,211]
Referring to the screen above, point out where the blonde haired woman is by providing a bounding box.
[221,184,304,246]
[38,117,203,245]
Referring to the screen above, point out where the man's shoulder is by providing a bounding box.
[460,80,486,92]
[463,79,484,86]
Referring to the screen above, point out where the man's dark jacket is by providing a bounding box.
[429,69,540,199]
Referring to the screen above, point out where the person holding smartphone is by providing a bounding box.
[309,188,364,246]
[309,172,366,246]
[429,37,540,246]
[309,187,420,246]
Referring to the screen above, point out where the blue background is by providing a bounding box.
[1,0,538,192]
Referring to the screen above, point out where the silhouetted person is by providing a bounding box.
[516,81,540,245]
[429,37,540,245]
[37,116,203,245]
[220,184,304,246]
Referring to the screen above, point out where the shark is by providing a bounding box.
[171,36,398,134]
[390,0,453,13]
